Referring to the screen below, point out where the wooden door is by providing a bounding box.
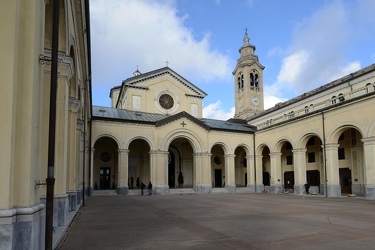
[215,169,222,187]
[100,167,111,189]
[284,171,294,189]
[339,168,352,194]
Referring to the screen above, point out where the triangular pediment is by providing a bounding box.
[122,67,207,98]
[156,111,209,130]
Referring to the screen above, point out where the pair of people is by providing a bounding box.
[140,181,152,196]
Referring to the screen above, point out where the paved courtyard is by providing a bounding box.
[58,193,375,250]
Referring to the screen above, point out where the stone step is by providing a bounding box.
[92,189,118,196]
[235,187,252,193]
[169,188,196,195]
[128,189,151,196]
[211,188,230,194]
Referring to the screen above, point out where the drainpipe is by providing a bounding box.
[82,81,88,206]
[253,132,256,192]
[348,73,354,91]
[321,111,328,197]
[45,0,60,249]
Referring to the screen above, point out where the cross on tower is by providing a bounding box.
[165,60,169,67]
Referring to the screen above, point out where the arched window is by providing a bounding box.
[255,74,259,88]
[250,73,254,87]
[304,106,309,114]
[241,75,244,89]
[338,93,345,102]
[331,96,337,105]
[237,77,241,90]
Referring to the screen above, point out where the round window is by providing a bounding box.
[100,152,111,162]
[214,156,222,165]
[159,94,174,110]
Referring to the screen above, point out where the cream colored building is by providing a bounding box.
[91,33,375,199]
[2,1,375,249]
[1,1,91,249]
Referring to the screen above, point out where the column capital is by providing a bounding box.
[118,149,130,154]
[224,154,236,158]
[269,152,282,157]
[362,136,375,145]
[68,97,81,113]
[193,152,212,157]
[255,155,263,160]
[325,143,340,150]
[149,150,168,155]
[292,148,307,153]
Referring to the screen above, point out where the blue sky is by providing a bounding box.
[90,0,375,119]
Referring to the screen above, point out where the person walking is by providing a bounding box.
[305,182,310,194]
[141,182,145,196]
[136,177,140,189]
[148,181,152,196]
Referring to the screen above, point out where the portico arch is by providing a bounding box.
[210,143,230,190]
[167,138,195,188]
[234,146,248,187]
[92,136,119,190]
[297,134,323,195]
[327,126,365,196]
[257,144,271,192]
[275,140,294,193]
[128,139,151,190]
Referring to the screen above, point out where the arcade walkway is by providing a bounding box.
[58,193,375,249]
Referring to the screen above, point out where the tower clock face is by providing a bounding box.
[252,96,259,106]
[159,94,174,109]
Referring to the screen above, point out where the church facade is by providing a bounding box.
[92,33,375,199]
[2,2,375,248]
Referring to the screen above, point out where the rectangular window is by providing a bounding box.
[286,155,293,165]
[132,95,141,110]
[308,152,315,163]
[191,103,198,117]
[338,148,345,160]
[306,170,320,186]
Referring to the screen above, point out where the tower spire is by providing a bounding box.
[244,28,250,45]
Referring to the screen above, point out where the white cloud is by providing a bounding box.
[90,0,231,86]
[264,95,287,110]
[268,1,366,99]
[203,101,234,120]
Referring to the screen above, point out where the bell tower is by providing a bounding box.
[233,30,265,120]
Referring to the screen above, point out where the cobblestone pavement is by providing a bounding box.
[58,193,375,250]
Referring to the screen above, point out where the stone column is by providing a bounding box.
[248,154,264,192]
[255,155,264,193]
[149,150,169,194]
[247,155,255,191]
[270,152,282,194]
[325,143,341,197]
[89,147,95,195]
[362,137,375,199]
[118,149,129,195]
[224,154,236,193]
[67,98,80,211]
[292,148,307,195]
[193,152,212,194]
[0,2,46,248]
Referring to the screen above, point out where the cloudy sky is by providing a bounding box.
[90,0,375,120]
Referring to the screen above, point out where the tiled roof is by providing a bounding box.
[92,106,255,133]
